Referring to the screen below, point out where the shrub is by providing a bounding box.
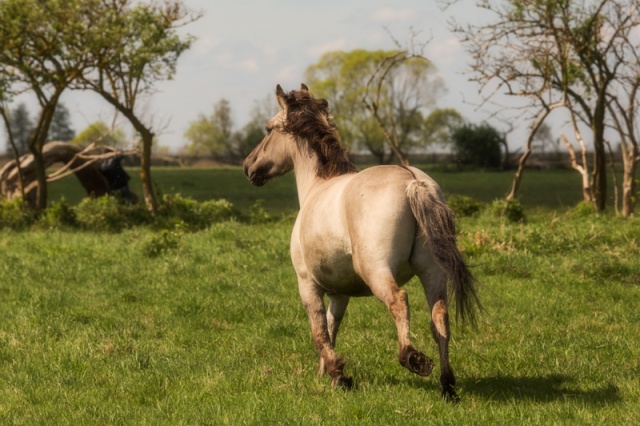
[0,199,35,230]
[38,197,77,229]
[490,198,526,223]
[447,195,483,217]
[156,194,237,230]
[570,200,597,217]
[142,228,182,258]
[74,195,129,232]
[248,199,272,224]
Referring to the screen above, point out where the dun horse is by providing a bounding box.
[243,84,480,400]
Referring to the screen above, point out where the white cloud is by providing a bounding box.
[370,7,414,22]
[192,35,222,56]
[275,64,298,83]
[427,37,461,66]
[239,58,259,72]
[306,39,348,58]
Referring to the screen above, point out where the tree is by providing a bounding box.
[5,103,34,155]
[236,95,280,158]
[305,49,447,164]
[451,122,503,168]
[454,0,640,215]
[72,121,128,148]
[47,103,75,142]
[77,0,198,213]
[184,116,226,156]
[0,0,95,209]
[185,99,235,158]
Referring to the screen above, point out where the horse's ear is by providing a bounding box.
[276,84,287,111]
[300,83,309,92]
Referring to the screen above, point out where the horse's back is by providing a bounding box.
[295,165,440,293]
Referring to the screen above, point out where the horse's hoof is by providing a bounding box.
[442,387,460,403]
[332,375,354,390]
[403,350,434,377]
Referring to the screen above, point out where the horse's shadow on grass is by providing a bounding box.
[384,373,620,404]
[460,374,621,404]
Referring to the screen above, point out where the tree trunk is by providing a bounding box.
[506,110,550,201]
[592,97,608,212]
[621,146,638,217]
[31,149,48,210]
[95,88,158,214]
[139,128,157,214]
[506,147,531,201]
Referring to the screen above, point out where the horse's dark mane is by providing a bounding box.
[280,88,358,179]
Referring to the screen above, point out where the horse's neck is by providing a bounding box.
[292,148,321,207]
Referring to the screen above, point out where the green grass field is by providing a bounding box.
[48,166,594,213]
[2,166,640,424]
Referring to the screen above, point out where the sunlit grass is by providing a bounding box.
[1,210,639,424]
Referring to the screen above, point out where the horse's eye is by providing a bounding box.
[265,127,273,134]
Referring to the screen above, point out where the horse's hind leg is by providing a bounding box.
[318,294,350,376]
[416,266,458,401]
[362,271,434,377]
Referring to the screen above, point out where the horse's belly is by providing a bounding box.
[305,252,372,297]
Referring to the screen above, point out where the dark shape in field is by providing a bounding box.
[0,142,137,205]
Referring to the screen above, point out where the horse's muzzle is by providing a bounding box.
[244,161,273,187]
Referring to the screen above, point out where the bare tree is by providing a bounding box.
[454,0,640,214]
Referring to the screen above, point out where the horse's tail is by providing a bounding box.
[406,180,481,327]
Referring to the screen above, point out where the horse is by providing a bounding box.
[243,84,480,401]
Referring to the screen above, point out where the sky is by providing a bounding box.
[2,0,515,154]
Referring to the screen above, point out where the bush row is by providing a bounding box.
[446,194,527,222]
[0,194,271,232]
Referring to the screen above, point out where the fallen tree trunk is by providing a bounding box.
[0,142,130,204]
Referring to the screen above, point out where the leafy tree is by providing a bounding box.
[5,103,34,155]
[185,99,235,157]
[451,123,503,169]
[184,115,225,156]
[47,103,75,142]
[305,49,447,164]
[0,0,96,209]
[77,0,198,214]
[71,121,128,148]
[236,95,280,158]
[423,108,464,148]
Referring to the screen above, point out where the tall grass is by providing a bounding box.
[1,209,639,424]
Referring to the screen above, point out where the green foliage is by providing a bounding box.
[248,199,272,224]
[305,49,448,162]
[142,228,183,258]
[38,197,77,229]
[452,122,504,168]
[570,200,597,217]
[447,194,484,217]
[156,193,237,230]
[47,102,75,142]
[184,99,233,157]
[74,195,133,232]
[0,199,35,229]
[71,121,128,148]
[4,102,33,155]
[490,198,526,223]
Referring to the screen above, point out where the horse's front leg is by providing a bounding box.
[298,281,353,389]
[318,294,350,376]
